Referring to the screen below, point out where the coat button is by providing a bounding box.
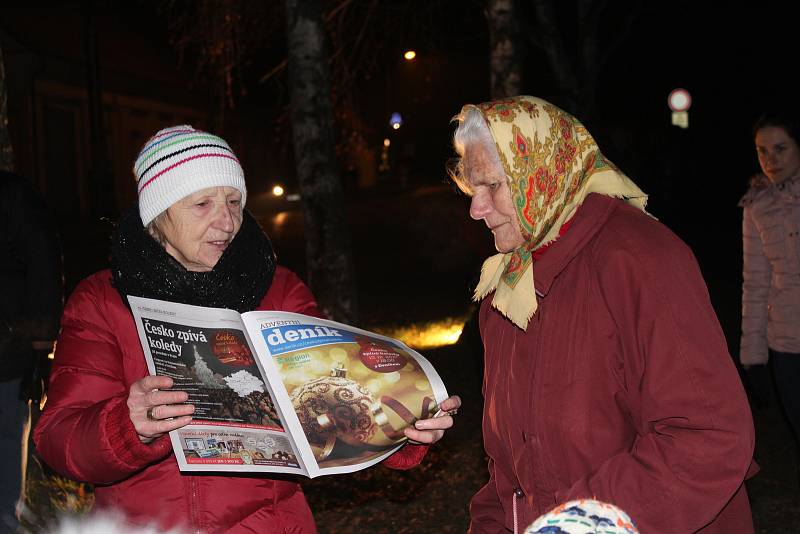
[514,487,524,498]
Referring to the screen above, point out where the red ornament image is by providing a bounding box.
[355,336,407,373]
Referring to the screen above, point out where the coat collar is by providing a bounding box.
[531,193,620,297]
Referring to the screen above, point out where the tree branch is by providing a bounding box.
[599,0,642,69]
[258,0,354,84]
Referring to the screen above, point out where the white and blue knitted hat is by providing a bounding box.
[525,499,638,534]
[133,125,247,225]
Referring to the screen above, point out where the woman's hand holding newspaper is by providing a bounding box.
[403,395,461,444]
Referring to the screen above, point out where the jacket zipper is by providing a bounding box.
[512,487,524,534]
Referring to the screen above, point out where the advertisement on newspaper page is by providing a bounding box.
[128,296,449,478]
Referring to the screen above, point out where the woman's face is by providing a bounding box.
[158,186,243,272]
[755,126,800,184]
[464,142,525,253]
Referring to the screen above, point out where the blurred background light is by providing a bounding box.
[389,112,403,129]
[373,314,468,350]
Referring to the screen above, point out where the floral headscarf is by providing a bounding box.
[464,96,647,330]
[525,499,639,534]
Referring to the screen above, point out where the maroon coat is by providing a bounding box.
[470,194,755,533]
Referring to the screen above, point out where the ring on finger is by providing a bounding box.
[147,406,157,421]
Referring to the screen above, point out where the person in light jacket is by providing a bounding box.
[740,110,800,462]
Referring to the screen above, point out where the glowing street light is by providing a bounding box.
[403,50,416,61]
[389,112,403,130]
[272,184,285,197]
[379,138,391,172]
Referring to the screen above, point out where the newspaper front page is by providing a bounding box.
[128,296,449,478]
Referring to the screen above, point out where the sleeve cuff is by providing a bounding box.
[382,443,429,470]
[103,396,173,469]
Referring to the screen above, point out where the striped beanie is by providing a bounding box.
[134,125,247,225]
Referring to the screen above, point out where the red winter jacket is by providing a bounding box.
[470,195,756,533]
[34,266,425,533]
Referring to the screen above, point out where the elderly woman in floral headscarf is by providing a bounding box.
[451,96,756,533]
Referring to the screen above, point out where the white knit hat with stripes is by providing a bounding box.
[134,125,247,225]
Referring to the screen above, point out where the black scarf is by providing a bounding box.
[111,204,276,313]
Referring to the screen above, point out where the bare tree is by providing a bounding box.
[0,44,13,171]
[525,0,641,118]
[165,0,280,127]
[164,1,456,322]
[285,0,357,323]
[165,0,358,322]
[486,0,523,99]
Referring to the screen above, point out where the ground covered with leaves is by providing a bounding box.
[19,318,800,533]
[303,334,486,534]
[19,187,800,532]
[304,328,800,534]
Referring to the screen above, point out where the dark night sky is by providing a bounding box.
[3,1,793,278]
[3,1,788,188]
[377,1,792,263]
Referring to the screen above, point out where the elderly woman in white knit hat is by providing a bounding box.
[32,125,457,532]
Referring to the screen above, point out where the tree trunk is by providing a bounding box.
[285,0,358,323]
[529,0,640,120]
[0,45,14,172]
[486,0,522,99]
[530,0,581,114]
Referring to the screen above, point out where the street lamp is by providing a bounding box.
[389,112,403,130]
[403,50,416,61]
[379,138,391,172]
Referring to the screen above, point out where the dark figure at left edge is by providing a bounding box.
[0,171,63,533]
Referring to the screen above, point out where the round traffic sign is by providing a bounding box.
[668,88,692,112]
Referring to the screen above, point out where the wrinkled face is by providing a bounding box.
[158,186,243,272]
[464,142,525,253]
[755,126,800,184]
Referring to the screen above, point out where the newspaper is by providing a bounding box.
[128,295,449,478]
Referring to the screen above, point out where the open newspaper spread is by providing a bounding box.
[128,296,449,478]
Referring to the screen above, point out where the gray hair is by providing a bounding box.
[146,210,170,246]
[449,107,503,195]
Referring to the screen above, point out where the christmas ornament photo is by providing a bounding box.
[283,340,439,467]
[129,296,450,478]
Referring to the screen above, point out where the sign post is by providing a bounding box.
[668,88,691,129]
